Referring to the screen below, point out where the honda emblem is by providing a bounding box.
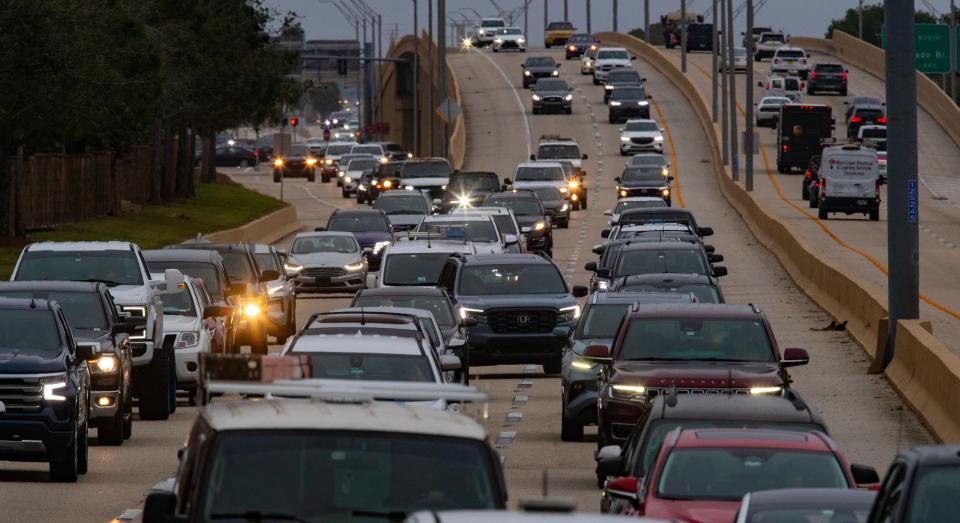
[517,315,530,326]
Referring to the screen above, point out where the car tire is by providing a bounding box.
[543,358,562,374]
[357,192,365,204]
[593,77,600,85]
[49,419,79,482]
[565,107,572,115]
[98,412,124,446]
[870,209,880,221]
[818,206,828,220]
[776,161,787,174]
[250,327,269,355]
[532,107,539,115]
[581,195,587,209]
[341,188,351,198]
[122,407,133,440]
[608,115,615,124]
[138,343,173,421]
[561,411,585,442]
[559,219,569,229]
[840,88,848,96]
[239,159,249,168]
[77,420,88,474]
[307,173,316,182]
[492,47,498,52]
[321,173,330,183]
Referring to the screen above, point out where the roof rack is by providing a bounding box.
[538,134,575,142]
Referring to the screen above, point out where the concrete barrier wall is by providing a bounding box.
[597,31,960,442]
[204,205,300,245]
[793,30,960,148]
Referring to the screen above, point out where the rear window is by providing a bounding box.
[776,50,805,59]
[597,50,629,60]
[548,22,574,30]
[815,63,843,73]
[608,70,642,83]
[783,78,801,90]
[612,87,646,99]
[854,109,885,120]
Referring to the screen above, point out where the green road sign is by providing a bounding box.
[882,23,950,73]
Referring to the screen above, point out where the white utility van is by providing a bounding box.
[816,144,885,221]
[759,75,803,102]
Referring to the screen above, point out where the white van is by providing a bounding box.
[815,144,884,221]
[759,75,803,102]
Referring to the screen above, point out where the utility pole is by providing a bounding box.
[427,0,434,156]
[524,0,529,39]
[564,0,568,21]
[711,0,718,122]
[544,0,548,32]
[727,0,739,180]
[438,0,447,160]
[613,0,618,32]
[413,0,419,156]
[951,0,957,102]
[681,0,687,73]
[586,0,592,34]
[720,0,728,165]
[858,0,864,39]
[878,0,920,370]
[745,0,755,191]
[644,0,649,41]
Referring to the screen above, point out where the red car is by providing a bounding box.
[603,427,880,522]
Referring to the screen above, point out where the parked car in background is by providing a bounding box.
[201,145,258,168]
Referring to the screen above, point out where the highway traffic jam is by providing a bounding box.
[0,11,952,523]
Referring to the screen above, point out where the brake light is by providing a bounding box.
[801,83,805,90]
[774,58,780,64]
[809,71,816,79]
[782,144,789,152]
[841,71,847,80]
[877,117,887,124]
[805,170,812,179]
[849,116,862,123]
[820,179,826,194]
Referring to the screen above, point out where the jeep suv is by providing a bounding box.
[12,241,178,420]
[0,298,95,481]
[582,303,810,447]
[436,253,588,373]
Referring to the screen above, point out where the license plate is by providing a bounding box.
[857,199,868,205]
[786,60,795,64]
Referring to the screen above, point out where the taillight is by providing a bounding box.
[841,71,847,80]
[774,58,780,64]
[850,116,862,123]
[801,83,805,90]
[877,117,888,124]
[782,144,789,152]
[809,71,817,79]
[805,170,812,179]
[820,179,826,194]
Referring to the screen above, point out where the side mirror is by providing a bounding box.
[600,229,610,239]
[440,354,462,371]
[646,93,653,99]
[583,344,611,362]
[757,81,763,87]
[703,244,716,254]
[529,154,536,161]
[698,226,714,237]
[584,261,598,272]
[259,269,279,282]
[142,491,178,523]
[202,304,234,319]
[618,128,624,133]
[596,447,624,477]
[614,176,621,183]
[582,154,589,160]
[556,63,561,69]
[432,198,442,205]
[276,248,288,257]
[503,178,511,185]
[76,342,100,360]
[572,285,589,298]
[362,247,374,256]
[708,253,724,263]
[642,77,648,82]
[781,347,810,367]
[603,476,639,506]
[164,269,184,290]
[630,56,637,60]
[592,244,606,255]
[365,274,377,288]
[504,234,519,246]
[521,64,526,68]
[314,226,326,232]
[667,175,675,182]
[879,175,887,185]
[226,282,249,297]
[851,463,881,486]
[552,326,573,339]
[603,210,612,216]
[712,265,728,277]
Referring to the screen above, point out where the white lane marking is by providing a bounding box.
[301,186,344,209]
[495,431,517,446]
[505,411,524,424]
[112,509,143,522]
[470,48,533,159]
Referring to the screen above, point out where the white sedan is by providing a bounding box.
[756,96,791,128]
[619,119,664,155]
[492,27,526,52]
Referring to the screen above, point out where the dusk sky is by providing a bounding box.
[265,1,958,45]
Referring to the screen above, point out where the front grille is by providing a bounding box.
[0,376,44,413]
[631,137,654,145]
[543,96,564,103]
[646,387,751,398]
[303,267,345,278]
[488,309,557,334]
[392,223,416,232]
[532,72,553,78]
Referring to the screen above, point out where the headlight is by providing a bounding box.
[557,304,581,322]
[284,262,304,274]
[459,306,484,320]
[590,45,598,51]
[383,180,393,188]
[92,354,118,373]
[338,170,346,177]
[571,358,596,371]
[565,94,573,101]
[568,180,579,189]
[568,45,576,51]
[358,184,366,190]
[597,280,609,290]
[41,374,68,401]
[605,85,615,90]
[551,70,559,76]
[638,100,650,106]
[494,38,503,44]
[559,186,568,194]
[405,185,415,190]
[654,136,664,142]
[534,221,546,231]
[407,152,414,158]
[344,262,365,271]
[273,158,284,167]
[344,176,353,183]
[306,158,317,166]
[244,303,262,318]
[620,136,630,142]
[586,62,593,68]
[662,168,670,176]
[176,331,199,349]
[560,202,569,212]
[620,190,628,197]
[441,184,447,190]
[517,38,525,44]
[750,386,783,396]
[524,70,532,76]
[372,241,391,255]
[661,188,671,197]
[378,156,389,164]
[610,384,646,401]
[532,94,542,101]
[325,159,334,165]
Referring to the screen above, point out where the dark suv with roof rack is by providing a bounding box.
[436,253,588,373]
[582,303,810,448]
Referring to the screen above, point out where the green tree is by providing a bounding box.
[826,4,937,46]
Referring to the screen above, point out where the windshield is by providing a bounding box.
[298,352,433,382]
[761,33,785,43]
[515,166,563,181]
[569,34,593,43]
[908,465,960,522]
[326,144,354,156]
[623,167,665,181]
[217,252,255,282]
[629,155,666,167]
[481,19,505,27]
[16,251,144,286]
[200,431,498,521]
[530,187,563,202]
[612,87,646,100]
[382,253,450,286]
[615,249,707,276]
[329,215,390,233]
[615,200,667,213]
[735,48,747,57]
[620,318,773,361]
[458,264,566,295]
[0,291,107,331]
[761,97,790,107]
[597,50,629,60]
[353,295,455,328]
[375,196,430,215]
[608,71,641,83]
[402,161,451,179]
[292,236,358,254]
[288,145,310,157]
[450,173,500,192]
[579,303,630,339]
[620,282,720,303]
[783,78,801,90]
[624,121,658,132]
[537,144,580,159]
[418,220,499,242]
[159,285,197,317]
[548,22,574,30]
[496,28,522,35]
[148,261,223,300]
[657,447,847,501]
[347,159,378,171]
[535,79,568,91]
[254,253,279,272]
[0,309,61,354]
[484,198,541,216]
[526,57,556,67]
[350,145,382,156]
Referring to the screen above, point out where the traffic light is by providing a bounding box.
[337,59,348,75]
[288,117,299,127]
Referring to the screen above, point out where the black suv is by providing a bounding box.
[442,171,502,212]
[609,273,725,304]
[437,253,588,373]
[608,86,651,123]
[482,191,554,256]
[868,445,960,522]
[0,298,97,481]
[0,282,140,446]
[532,78,573,115]
[559,292,695,442]
[807,62,848,95]
[614,165,675,205]
[603,69,644,104]
[521,56,561,88]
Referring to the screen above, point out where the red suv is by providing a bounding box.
[584,304,809,448]
[604,428,879,522]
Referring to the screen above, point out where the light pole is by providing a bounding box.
[413,0,419,156]
[544,0,548,30]
[858,0,864,40]
[745,0,755,191]
[644,0,649,41]
[613,0,618,33]
[681,0,687,73]
[720,0,729,166]
[951,0,957,102]
[586,0,592,34]
[564,0,568,20]
[711,0,718,122]
[438,0,447,160]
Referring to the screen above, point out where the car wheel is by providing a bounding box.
[593,77,600,85]
[98,410,125,446]
[357,192,365,204]
[809,191,818,208]
[239,159,249,168]
[532,107,539,115]
[77,420,88,474]
[138,342,173,421]
[801,180,810,200]
[492,47,498,52]
[49,418,79,482]
[870,209,880,221]
[565,107,572,115]
[122,407,133,440]
[818,206,828,220]
[341,188,351,198]
[840,88,848,96]
[307,173,316,182]
[561,412,585,442]
[250,327,269,355]
[580,196,588,210]
[543,358,562,374]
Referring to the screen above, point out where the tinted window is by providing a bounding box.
[484,198,541,216]
[579,303,630,339]
[353,295,455,328]
[526,57,556,67]
[537,144,581,159]
[515,166,564,181]
[291,236,358,254]
[418,220,499,242]
[615,199,668,213]
[623,167,665,181]
[907,465,960,522]
[777,50,805,59]
[0,309,61,354]
[615,248,707,276]
[620,283,720,303]
[597,50,629,60]
[374,195,430,214]
[16,250,143,286]
[382,253,451,286]
[0,291,107,331]
[629,155,667,167]
[621,318,773,361]
[254,253,279,272]
[458,264,566,295]
[860,127,886,139]
[402,161,451,178]
[854,108,885,120]
[748,507,869,523]
[347,159,378,171]
[481,19,505,28]
[159,285,197,317]
[535,79,568,90]
[530,187,563,202]
[760,33,785,43]
[200,432,498,519]
[325,144,355,156]
[147,261,223,300]
[491,215,518,235]
[328,214,390,233]
[816,63,844,73]
[219,251,255,282]
[612,87,646,100]
[783,78,801,90]
[568,34,593,43]
[657,448,847,501]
